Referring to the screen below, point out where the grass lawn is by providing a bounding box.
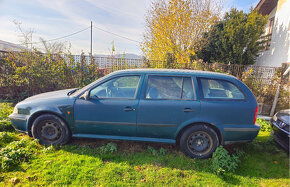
[0,103,289,186]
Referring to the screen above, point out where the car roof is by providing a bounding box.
[113,69,236,79]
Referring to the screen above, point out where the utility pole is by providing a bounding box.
[90,21,93,62]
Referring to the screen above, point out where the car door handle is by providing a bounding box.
[183,108,195,112]
[124,107,136,111]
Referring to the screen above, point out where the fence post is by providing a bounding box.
[270,63,287,116]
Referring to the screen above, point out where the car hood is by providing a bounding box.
[24,88,75,102]
[277,109,290,124]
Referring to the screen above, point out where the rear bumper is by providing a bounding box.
[8,113,29,132]
[222,123,260,145]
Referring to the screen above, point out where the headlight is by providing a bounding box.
[272,113,277,121]
[13,107,18,114]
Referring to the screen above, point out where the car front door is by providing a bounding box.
[73,74,143,137]
[136,75,201,140]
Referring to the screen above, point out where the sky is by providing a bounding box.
[0,0,259,56]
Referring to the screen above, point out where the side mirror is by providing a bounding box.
[81,91,90,100]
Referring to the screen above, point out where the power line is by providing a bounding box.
[28,26,90,45]
[93,25,140,43]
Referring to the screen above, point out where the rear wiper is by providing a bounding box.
[67,88,79,96]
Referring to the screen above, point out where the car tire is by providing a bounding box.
[31,114,71,145]
[179,125,219,159]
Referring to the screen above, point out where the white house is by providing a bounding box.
[255,0,290,67]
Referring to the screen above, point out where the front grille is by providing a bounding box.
[276,119,289,132]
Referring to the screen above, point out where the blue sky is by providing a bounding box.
[0,0,259,55]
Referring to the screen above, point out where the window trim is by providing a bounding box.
[88,74,142,100]
[144,74,196,101]
[196,77,247,102]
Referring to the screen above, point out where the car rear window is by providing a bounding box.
[146,76,194,100]
[197,78,245,100]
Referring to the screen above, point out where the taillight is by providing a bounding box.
[253,106,258,124]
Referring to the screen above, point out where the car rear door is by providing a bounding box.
[136,74,201,140]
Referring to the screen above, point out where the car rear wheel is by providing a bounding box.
[179,125,219,159]
[31,114,71,145]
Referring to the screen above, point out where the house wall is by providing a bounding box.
[255,0,290,67]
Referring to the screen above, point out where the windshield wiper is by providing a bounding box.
[67,88,80,96]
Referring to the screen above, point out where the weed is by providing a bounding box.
[0,137,39,171]
[0,132,17,147]
[212,146,244,176]
[159,147,167,155]
[100,143,118,153]
[0,103,14,132]
[43,145,54,153]
[147,146,158,156]
[147,146,167,156]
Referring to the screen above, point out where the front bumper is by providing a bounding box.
[223,123,260,145]
[8,113,29,132]
[271,120,289,151]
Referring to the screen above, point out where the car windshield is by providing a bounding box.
[70,75,110,97]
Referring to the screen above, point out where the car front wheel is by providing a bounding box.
[179,125,219,159]
[31,114,71,145]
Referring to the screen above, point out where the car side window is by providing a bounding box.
[197,78,245,100]
[90,75,140,99]
[146,76,194,100]
[182,77,194,100]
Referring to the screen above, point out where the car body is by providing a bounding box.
[270,109,290,152]
[9,69,260,158]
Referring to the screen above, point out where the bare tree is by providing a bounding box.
[39,37,67,54]
[13,20,34,49]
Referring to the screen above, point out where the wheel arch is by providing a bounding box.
[175,122,223,145]
[27,111,69,137]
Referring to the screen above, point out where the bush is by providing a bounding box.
[0,137,39,171]
[212,146,244,175]
[100,143,118,154]
[0,50,102,101]
[256,118,271,132]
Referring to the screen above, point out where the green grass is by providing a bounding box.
[0,103,289,186]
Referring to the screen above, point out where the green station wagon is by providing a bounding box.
[9,69,260,158]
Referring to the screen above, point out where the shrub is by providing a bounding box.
[256,118,271,132]
[212,146,244,175]
[0,50,102,101]
[100,143,117,154]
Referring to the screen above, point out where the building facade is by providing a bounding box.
[255,0,290,67]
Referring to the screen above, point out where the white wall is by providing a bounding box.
[255,0,290,67]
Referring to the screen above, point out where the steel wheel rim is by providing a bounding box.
[187,131,213,156]
[39,120,62,141]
